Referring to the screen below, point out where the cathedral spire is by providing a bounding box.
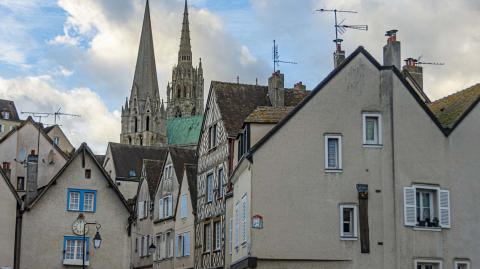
[131,0,159,101]
[178,0,192,64]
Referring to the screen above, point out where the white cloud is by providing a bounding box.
[0,75,119,153]
[59,66,74,77]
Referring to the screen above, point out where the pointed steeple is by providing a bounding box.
[178,0,192,64]
[131,0,159,101]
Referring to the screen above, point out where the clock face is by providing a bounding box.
[72,219,88,235]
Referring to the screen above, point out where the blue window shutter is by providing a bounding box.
[159,198,164,219]
[184,232,190,256]
[175,234,180,257]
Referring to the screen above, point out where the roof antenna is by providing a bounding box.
[237,76,240,84]
[272,40,297,73]
[316,8,368,52]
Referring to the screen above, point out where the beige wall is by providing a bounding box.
[133,179,154,268]
[230,53,480,269]
[46,125,75,155]
[0,119,20,139]
[231,163,251,265]
[173,170,195,269]
[20,152,131,269]
[0,173,17,269]
[0,122,67,191]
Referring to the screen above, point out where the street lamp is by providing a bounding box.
[75,214,101,269]
[93,225,102,249]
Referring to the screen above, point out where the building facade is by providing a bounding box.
[20,143,132,269]
[0,99,21,139]
[229,37,480,269]
[0,168,21,269]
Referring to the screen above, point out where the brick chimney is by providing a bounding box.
[333,39,346,68]
[403,58,423,90]
[383,30,401,69]
[26,150,39,204]
[294,81,306,91]
[268,70,285,107]
[1,162,11,179]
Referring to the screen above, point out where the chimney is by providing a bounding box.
[403,58,423,90]
[333,39,346,68]
[383,30,401,69]
[268,70,285,107]
[26,150,39,204]
[2,162,11,179]
[294,81,306,91]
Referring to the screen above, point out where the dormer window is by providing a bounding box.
[1,111,9,119]
[129,170,136,177]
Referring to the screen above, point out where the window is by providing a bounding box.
[229,218,233,254]
[241,195,248,244]
[176,232,190,257]
[237,125,250,159]
[414,259,442,269]
[362,113,382,145]
[214,221,221,250]
[84,192,95,212]
[180,194,188,219]
[155,234,161,260]
[454,261,470,269]
[164,164,173,178]
[85,169,91,179]
[209,124,217,149]
[167,231,174,258]
[204,223,211,252]
[0,124,3,132]
[63,236,88,265]
[206,173,213,202]
[129,170,136,177]
[217,168,224,198]
[135,237,138,253]
[159,195,172,219]
[138,200,148,219]
[17,177,25,191]
[404,185,450,228]
[340,204,358,239]
[1,111,9,119]
[53,136,60,145]
[324,135,342,171]
[235,203,239,248]
[68,191,80,211]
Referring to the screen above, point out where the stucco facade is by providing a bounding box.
[0,119,68,193]
[0,170,20,269]
[20,144,131,269]
[230,47,480,269]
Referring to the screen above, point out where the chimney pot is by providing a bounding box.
[383,30,401,69]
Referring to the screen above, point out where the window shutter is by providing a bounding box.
[144,201,148,218]
[439,190,451,228]
[404,187,416,226]
[168,196,173,217]
[153,236,157,260]
[143,235,148,256]
[176,234,180,257]
[159,199,164,219]
[136,237,140,255]
[138,202,144,219]
[184,232,190,256]
[181,195,187,218]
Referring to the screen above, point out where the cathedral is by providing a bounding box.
[120,0,204,147]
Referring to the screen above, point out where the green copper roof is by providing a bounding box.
[167,115,203,146]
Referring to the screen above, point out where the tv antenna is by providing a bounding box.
[316,8,368,49]
[272,40,297,72]
[404,57,445,67]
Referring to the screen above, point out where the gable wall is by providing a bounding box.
[0,173,17,268]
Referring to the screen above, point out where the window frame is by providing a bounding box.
[67,189,97,213]
[339,204,358,240]
[204,223,212,253]
[206,173,214,203]
[241,194,248,245]
[214,221,222,251]
[324,134,342,172]
[454,260,470,269]
[180,194,188,219]
[63,236,89,264]
[404,184,450,229]
[414,259,442,269]
[217,166,224,199]
[362,113,382,147]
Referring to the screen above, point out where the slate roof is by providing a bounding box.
[28,143,132,213]
[169,146,197,185]
[167,115,203,146]
[244,106,295,124]
[95,154,106,164]
[108,142,168,181]
[211,81,309,136]
[428,83,480,129]
[142,159,165,200]
[0,99,20,121]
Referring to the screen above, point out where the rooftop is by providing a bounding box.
[167,115,203,146]
[244,106,295,124]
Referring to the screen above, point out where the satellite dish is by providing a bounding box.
[18,148,27,162]
[48,150,55,164]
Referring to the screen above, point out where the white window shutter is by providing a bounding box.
[184,232,190,256]
[404,187,416,226]
[137,237,141,256]
[159,199,164,219]
[138,201,144,219]
[143,235,148,256]
[144,201,148,218]
[439,190,451,228]
[168,196,173,217]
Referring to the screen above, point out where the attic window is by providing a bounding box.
[85,169,91,179]
[129,170,136,177]
[1,111,9,119]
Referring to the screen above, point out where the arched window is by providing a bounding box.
[191,106,196,116]
[146,116,150,131]
[176,107,182,118]
[177,87,181,98]
[134,117,138,132]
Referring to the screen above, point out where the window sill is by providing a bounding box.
[213,248,221,253]
[340,236,358,241]
[362,144,383,148]
[63,259,89,266]
[325,169,343,173]
[413,226,442,232]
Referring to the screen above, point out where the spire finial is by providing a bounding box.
[178,0,192,64]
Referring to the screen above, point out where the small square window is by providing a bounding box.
[85,169,91,179]
[454,261,470,269]
[324,135,342,171]
[362,113,382,146]
[340,204,357,239]
[1,111,10,120]
[414,260,442,269]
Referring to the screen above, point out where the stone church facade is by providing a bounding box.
[120,0,203,147]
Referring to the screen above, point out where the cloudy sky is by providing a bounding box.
[0,0,479,153]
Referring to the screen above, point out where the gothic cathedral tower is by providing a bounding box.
[120,0,166,146]
[166,0,204,118]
